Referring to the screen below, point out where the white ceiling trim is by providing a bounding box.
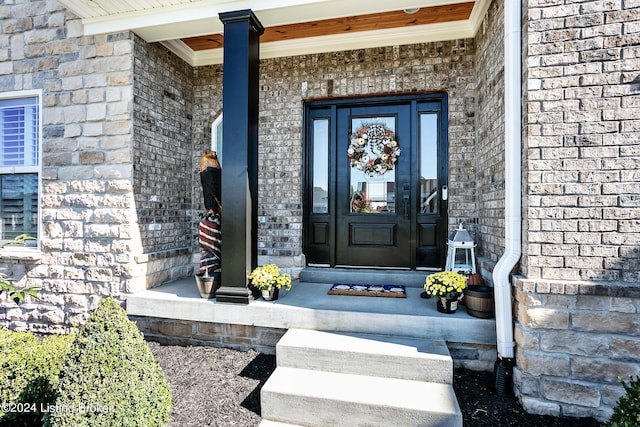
[468,0,491,34]
[59,0,328,20]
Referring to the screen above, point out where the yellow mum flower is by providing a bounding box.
[424,271,467,298]
[249,264,292,291]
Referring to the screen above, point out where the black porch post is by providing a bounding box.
[215,9,264,304]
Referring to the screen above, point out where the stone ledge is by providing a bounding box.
[513,275,640,298]
[0,247,42,262]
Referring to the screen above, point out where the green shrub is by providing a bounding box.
[0,327,74,427]
[0,234,39,304]
[45,298,171,427]
[606,375,640,427]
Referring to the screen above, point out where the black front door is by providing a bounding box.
[335,104,411,267]
[304,94,448,270]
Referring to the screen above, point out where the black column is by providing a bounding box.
[215,10,264,304]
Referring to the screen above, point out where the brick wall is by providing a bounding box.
[193,40,480,267]
[131,36,195,285]
[131,315,497,369]
[192,65,223,176]
[474,0,506,266]
[131,315,287,355]
[516,0,640,420]
[524,0,640,283]
[133,36,194,255]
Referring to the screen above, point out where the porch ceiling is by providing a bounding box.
[57,0,490,66]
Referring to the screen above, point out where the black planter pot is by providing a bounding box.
[436,296,459,314]
[261,287,279,301]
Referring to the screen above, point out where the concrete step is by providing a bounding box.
[261,367,462,427]
[276,329,452,383]
[258,421,304,427]
[300,267,430,288]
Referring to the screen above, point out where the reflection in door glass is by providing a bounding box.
[312,119,329,213]
[420,113,438,214]
[349,117,397,213]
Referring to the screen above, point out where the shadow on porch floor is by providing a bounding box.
[126,277,496,346]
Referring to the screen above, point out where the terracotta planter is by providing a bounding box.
[466,273,485,286]
[195,273,221,299]
[463,285,495,318]
[436,296,459,314]
[261,287,279,301]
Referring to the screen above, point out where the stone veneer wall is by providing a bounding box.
[515,0,640,421]
[513,278,639,421]
[0,1,137,333]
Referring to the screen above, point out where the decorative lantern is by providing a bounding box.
[445,223,477,275]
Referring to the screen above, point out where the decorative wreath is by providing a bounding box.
[347,122,400,176]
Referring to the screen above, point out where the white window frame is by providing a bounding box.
[211,113,223,164]
[0,89,42,252]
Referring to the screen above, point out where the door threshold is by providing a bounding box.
[308,265,441,272]
[335,265,411,271]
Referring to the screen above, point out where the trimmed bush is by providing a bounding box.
[0,327,74,427]
[606,376,640,427]
[45,298,171,427]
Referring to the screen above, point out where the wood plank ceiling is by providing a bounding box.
[57,0,487,65]
[182,3,474,51]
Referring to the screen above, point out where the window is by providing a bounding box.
[211,113,223,164]
[0,93,40,244]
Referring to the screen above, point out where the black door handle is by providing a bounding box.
[402,183,410,219]
[403,195,409,218]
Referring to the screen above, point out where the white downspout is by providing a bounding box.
[492,0,521,392]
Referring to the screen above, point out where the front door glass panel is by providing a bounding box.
[312,118,329,214]
[419,113,439,214]
[348,116,398,214]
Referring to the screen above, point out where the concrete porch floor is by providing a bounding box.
[126,277,497,346]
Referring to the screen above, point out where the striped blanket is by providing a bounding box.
[199,215,221,260]
[199,250,220,275]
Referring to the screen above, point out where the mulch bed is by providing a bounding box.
[148,341,603,427]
